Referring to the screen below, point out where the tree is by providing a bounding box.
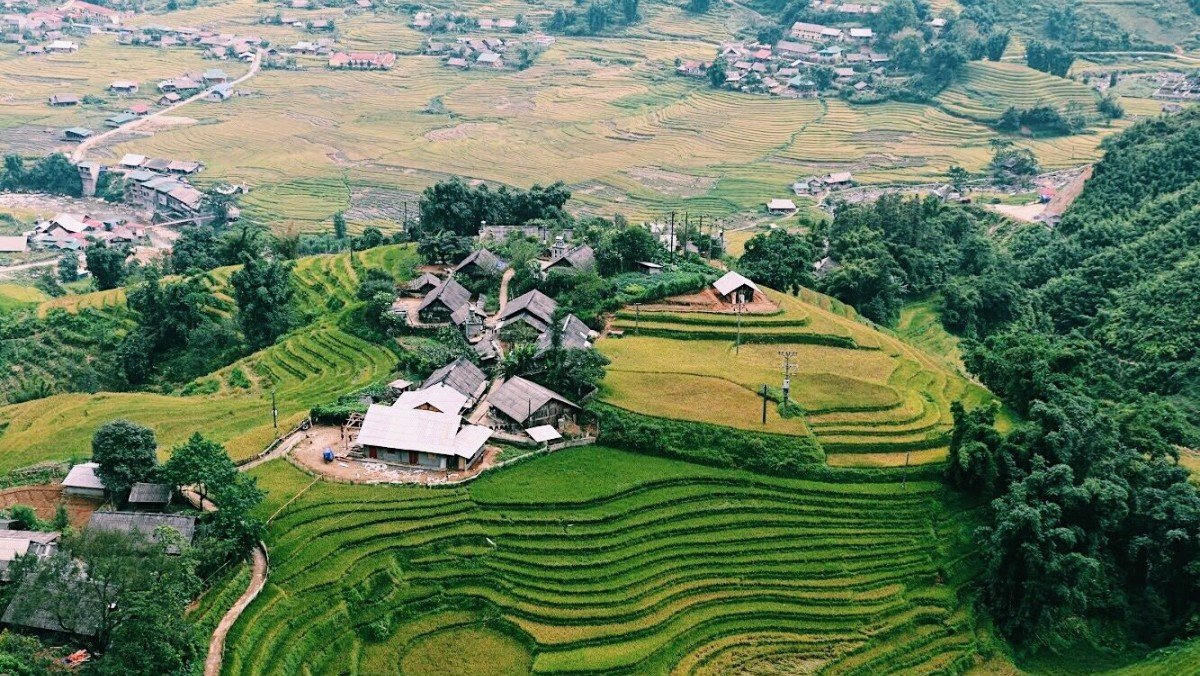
[8,528,200,662]
[984,30,1010,61]
[706,59,727,88]
[810,65,836,90]
[947,165,971,192]
[57,253,78,284]
[354,226,384,250]
[739,229,816,294]
[990,146,1040,186]
[170,225,223,274]
[85,245,129,290]
[596,225,662,275]
[332,211,347,239]
[91,420,158,497]
[198,473,265,565]
[418,230,470,265]
[160,433,237,507]
[230,256,295,350]
[586,2,608,33]
[1098,93,1124,121]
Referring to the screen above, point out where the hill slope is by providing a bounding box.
[599,287,1000,466]
[227,448,986,675]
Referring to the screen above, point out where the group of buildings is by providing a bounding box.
[23,212,147,252]
[117,24,263,62]
[355,358,585,471]
[5,0,119,55]
[0,462,197,637]
[426,36,517,70]
[327,50,395,69]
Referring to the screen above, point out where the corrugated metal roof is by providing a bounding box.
[62,462,104,490]
[453,249,507,275]
[497,289,557,324]
[713,271,759,297]
[356,405,490,458]
[127,482,172,504]
[393,384,468,415]
[525,425,562,443]
[545,245,596,273]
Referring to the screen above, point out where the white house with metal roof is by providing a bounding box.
[355,406,492,470]
[62,462,105,499]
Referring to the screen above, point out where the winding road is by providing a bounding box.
[70,48,264,163]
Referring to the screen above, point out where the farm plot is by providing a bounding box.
[936,61,1099,123]
[223,447,986,675]
[0,246,417,469]
[600,287,996,465]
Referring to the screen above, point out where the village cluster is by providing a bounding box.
[678,16,913,98]
[3,0,118,55]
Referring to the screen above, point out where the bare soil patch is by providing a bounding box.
[347,186,423,222]
[638,287,779,314]
[626,166,717,198]
[424,122,499,142]
[0,125,64,154]
[0,484,102,528]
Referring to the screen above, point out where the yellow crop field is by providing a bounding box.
[599,287,998,466]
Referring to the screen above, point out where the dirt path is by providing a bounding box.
[71,49,264,163]
[0,257,59,278]
[204,543,267,676]
[492,267,515,325]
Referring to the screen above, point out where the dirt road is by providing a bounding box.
[0,257,58,278]
[71,49,264,163]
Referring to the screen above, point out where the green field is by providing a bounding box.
[226,447,985,675]
[599,288,998,466]
[0,283,49,313]
[0,245,416,470]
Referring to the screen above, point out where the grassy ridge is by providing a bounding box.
[0,245,417,470]
[599,288,997,466]
[223,447,986,675]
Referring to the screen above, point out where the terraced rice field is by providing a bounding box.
[937,61,1099,123]
[227,447,985,675]
[600,288,996,466]
[0,283,49,313]
[0,246,417,470]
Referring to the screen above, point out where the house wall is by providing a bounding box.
[367,447,448,470]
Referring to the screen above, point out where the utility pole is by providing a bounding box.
[760,384,769,424]
[778,351,798,404]
[735,301,745,354]
[668,211,676,264]
[271,387,278,433]
[903,449,911,490]
[698,214,705,258]
[633,303,642,335]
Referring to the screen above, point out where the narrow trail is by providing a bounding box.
[202,418,307,676]
[0,257,59,278]
[204,544,267,676]
[70,49,264,163]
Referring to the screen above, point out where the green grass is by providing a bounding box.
[222,447,986,675]
[0,284,48,313]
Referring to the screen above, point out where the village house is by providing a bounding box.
[109,79,138,93]
[534,313,594,355]
[125,103,150,116]
[355,405,492,470]
[60,0,120,25]
[712,270,760,304]
[767,198,797,213]
[636,261,663,275]
[62,126,91,141]
[158,91,181,105]
[105,112,137,127]
[393,384,470,415]
[0,235,28,254]
[476,51,503,69]
[88,511,196,551]
[422,356,488,404]
[46,38,77,52]
[453,248,508,279]
[496,288,557,334]
[47,92,78,106]
[486,376,579,433]
[404,272,442,297]
[126,482,172,512]
[416,278,471,324]
[206,82,234,101]
[61,461,105,499]
[328,51,396,69]
[0,530,59,581]
[202,68,228,83]
[542,244,596,275]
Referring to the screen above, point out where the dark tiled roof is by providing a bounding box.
[87,511,196,546]
[128,482,172,504]
[497,289,557,325]
[453,249,507,275]
[535,313,592,354]
[405,272,442,291]
[422,357,487,399]
[488,376,578,424]
[545,245,596,273]
[419,278,471,314]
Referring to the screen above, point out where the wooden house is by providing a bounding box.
[486,376,579,432]
[417,278,471,324]
[712,270,760,304]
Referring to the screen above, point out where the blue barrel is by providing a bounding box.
[323,448,334,462]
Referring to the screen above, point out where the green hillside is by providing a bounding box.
[226,448,986,675]
[0,245,416,469]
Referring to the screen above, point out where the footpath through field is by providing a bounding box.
[201,420,303,676]
[70,48,264,163]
